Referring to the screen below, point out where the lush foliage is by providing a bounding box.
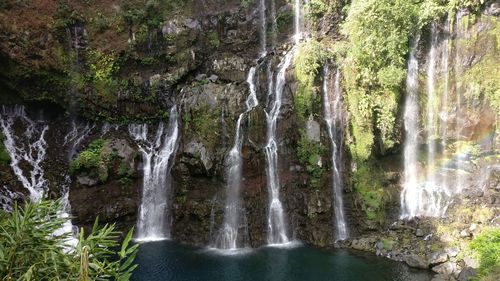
[352,163,385,221]
[0,199,138,280]
[341,0,419,156]
[297,131,325,189]
[469,228,500,279]
[459,18,500,112]
[69,138,109,182]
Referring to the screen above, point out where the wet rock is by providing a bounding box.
[432,262,456,275]
[463,255,480,269]
[404,254,429,269]
[431,274,454,281]
[183,141,213,175]
[446,248,459,258]
[485,2,500,16]
[305,116,320,142]
[212,55,246,81]
[457,267,476,281]
[208,74,219,83]
[76,176,97,187]
[429,252,449,266]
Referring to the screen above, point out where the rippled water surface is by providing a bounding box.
[132,241,433,281]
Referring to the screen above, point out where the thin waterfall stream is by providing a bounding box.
[401,36,420,219]
[129,106,179,241]
[216,67,259,249]
[265,49,295,245]
[323,66,348,240]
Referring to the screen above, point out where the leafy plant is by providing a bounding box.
[469,228,500,280]
[69,138,109,182]
[0,199,138,280]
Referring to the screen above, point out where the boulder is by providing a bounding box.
[404,254,429,269]
[432,262,456,275]
[429,252,449,266]
[457,267,477,281]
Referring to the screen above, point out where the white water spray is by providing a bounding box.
[129,106,179,241]
[0,105,48,202]
[323,66,348,240]
[265,49,295,245]
[216,67,259,249]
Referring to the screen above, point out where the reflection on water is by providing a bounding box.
[132,241,433,281]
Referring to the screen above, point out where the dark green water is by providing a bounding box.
[131,241,433,281]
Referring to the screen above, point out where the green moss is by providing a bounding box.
[293,40,329,122]
[297,132,325,189]
[353,163,385,222]
[469,229,500,279]
[183,105,220,151]
[207,31,221,49]
[69,139,109,183]
[381,238,395,251]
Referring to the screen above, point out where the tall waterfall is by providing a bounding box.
[216,67,259,249]
[129,106,179,241]
[439,16,450,195]
[265,50,295,245]
[425,22,438,199]
[400,37,421,219]
[294,0,302,44]
[0,105,48,202]
[401,21,461,218]
[323,66,348,240]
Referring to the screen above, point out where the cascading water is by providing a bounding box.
[401,21,461,218]
[439,16,450,195]
[323,66,348,240]
[0,105,48,202]
[1,105,77,248]
[294,0,302,44]
[425,22,438,197]
[454,10,466,193]
[129,106,179,241]
[265,49,295,245]
[400,37,421,219]
[64,120,95,161]
[260,0,267,55]
[216,67,260,249]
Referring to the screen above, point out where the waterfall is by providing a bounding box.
[265,49,295,245]
[129,106,179,241]
[454,10,466,193]
[216,67,259,249]
[64,120,95,161]
[0,105,48,202]
[400,37,421,219]
[439,16,450,196]
[260,0,267,55]
[294,0,301,44]
[323,66,348,241]
[426,22,438,194]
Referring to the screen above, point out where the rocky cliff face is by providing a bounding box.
[0,0,499,278]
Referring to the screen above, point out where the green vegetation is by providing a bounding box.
[69,139,109,183]
[297,132,325,189]
[341,0,419,155]
[470,229,500,280]
[0,199,138,280]
[461,52,500,111]
[0,133,10,164]
[294,40,329,121]
[352,164,385,221]
[207,31,221,49]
